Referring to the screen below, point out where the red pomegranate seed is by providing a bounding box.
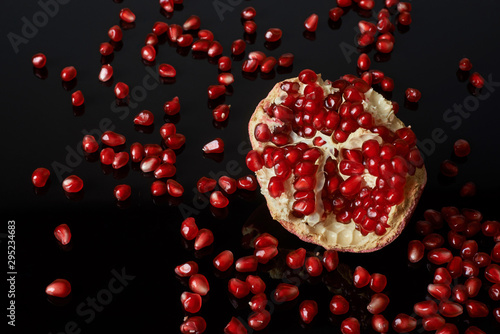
[440,160,458,177]
[274,283,299,302]
[237,175,258,191]
[452,284,468,303]
[305,256,323,276]
[32,53,47,68]
[212,250,233,272]
[166,179,183,197]
[152,21,168,35]
[231,39,246,55]
[278,53,294,67]
[150,180,167,196]
[286,248,306,269]
[405,88,421,102]
[254,233,279,249]
[359,0,375,10]
[250,294,268,312]
[60,66,76,81]
[246,150,264,172]
[398,11,412,25]
[207,41,223,57]
[218,176,237,194]
[465,326,488,334]
[54,224,71,245]
[321,250,339,272]
[62,175,83,193]
[168,24,182,42]
[175,261,198,277]
[235,255,258,272]
[367,293,390,314]
[357,53,370,71]
[330,295,349,315]
[392,313,416,333]
[108,25,123,42]
[181,218,198,241]
[189,273,209,296]
[158,64,176,78]
[207,85,226,99]
[145,33,159,46]
[180,316,206,334]
[436,323,459,334]
[414,300,438,317]
[261,57,277,73]
[248,310,270,331]
[483,221,499,237]
[469,72,485,88]
[422,315,445,331]
[299,300,318,324]
[337,0,352,7]
[98,64,113,82]
[434,267,452,285]
[428,283,451,300]
[210,191,229,208]
[218,73,234,86]
[304,13,319,32]
[376,39,394,53]
[241,6,256,20]
[196,177,216,193]
[329,7,344,21]
[380,77,394,92]
[213,104,230,122]
[242,59,259,73]
[154,163,176,179]
[133,110,154,126]
[353,266,371,288]
[165,133,186,150]
[489,283,500,301]
[198,29,214,41]
[183,15,201,30]
[141,45,156,62]
[264,28,282,42]
[99,42,113,56]
[485,264,500,283]
[447,256,463,278]
[119,8,135,23]
[100,148,114,165]
[45,279,71,298]
[114,82,129,99]
[254,245,278,264]
[341,317,360,334]
[440,301,464,317]
[113,184,131,201]
[408,240,425,263]
[228,278,250,298]
[243,20,257,34]
[371,314,389,333]
[32,167,50,187]
[369,273,387,293]
[224,317,246,334]
[181,291,202,313]
[459,58,473,71]
[246,275,266,294]
[453,139,471,157]
[163,96,181,115]
[218,56,232,71]
[202,138,224,154]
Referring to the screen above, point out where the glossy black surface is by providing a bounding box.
[2,0,500,333]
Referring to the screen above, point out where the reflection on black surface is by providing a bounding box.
[396,22,411,34]
[328,18,343,30]
[160,77,176,85]
[47,295,72,307]
[73,104,85,117]
[403,100,419,111]
[264,40,281,51]
[62,78,77,91]
[142,59,156,67]
[242,70,258,81]
[176,46,190,57]
[261,70,276,81]
[207,96,226,109]
[110,40,123,52]
[231,53,245,62]
[64,190,84,201]
[374,52,391,63]
[303,31,316,41]
[277,65,293,75]
[33,181,50,196]
[203,152,224,163]
[134,124,155,134]
[119,21,135,30]
[100,54,114,65]
[244,32,256,44]
[456,69,469,82]
[163,113,181,124]
[112,165,129,179]
[213,118,229,130]
[33,67,48,80]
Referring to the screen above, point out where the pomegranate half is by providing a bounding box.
[247,70,426,252]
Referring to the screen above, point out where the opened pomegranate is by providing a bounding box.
[247,70,426,252]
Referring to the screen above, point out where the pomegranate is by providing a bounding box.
[247,70,427,252]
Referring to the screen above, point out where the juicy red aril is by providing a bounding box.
[428,248,453,265]
[422,315,445,331]
[454,139,471,157]
[210,191,229,208]
[231,39,246,55]
[265,28,282,42]
[194,229,214,251]
[207,85,226,99]
[485,264,500,283]
[158,64,176,78]
[398,11,412,25]
[434,267,452,284]
[167,24,182,42]
[357,53,370,71]
[62,175,83,193]
[408,240,425,263]
[114,82,129,99]
[274,283,299,302]
[141,45,156,62]
[119,8,135,23]
[165,133,186,150]
[367,293,390,314]
[341,317,360,334]
[237,175,258,191]
[330,295,349,315]
[267,176,284,198]
[99,42,113,56]
[469,72,485,88]
[228,278,250,298]
[213,104,230,122]
[202,138,224,154]
[54,224,71,245]
[299,300,318,324]
[241,6,256,20]
[359,0,375,10]
[154,163,176,179]
[183,15,201,30]
[371,314,389,333]
[246,275,266,294]
[235,255,258,272]
[163,96,181,115]
[261,57,277,73]
[213,250,233,271]
[112,152,129,169]
[440,160,458,177]
[414,300,438,317]
[218,73,234,86]
[376,39,394,53]
[304,13,319,32]
[207,41,223,57]
[180,316,206,334]
[286,248,306,269]
[224,317,246,334]
[196,177,216,193]
[181,291,202,313]
[177,34,194,47]
[278,53,294,67]
[405,88,422,102]
[340,175,362,197]
[145,33,159,46]
[459,58,473,71]
[191,39,210,52]
[370,273,387,293]
[152,21,168,35]
[439,301,463,317]
[166,179,184,197]
[99,64,113,82]
[244,20,257,34]
[140,156,161,173]
[218,176,237,194]
[32,53,47,68]
[392,313,416,333]
[380,77,394,92]
[353,266,371,288]
[100,148,114,165]
[45,279,71,298]
[218,56,232,71]
[150,180,167,196]
[134,110,154,126]
[329,7,344,21]
[108,25,123,42]
[248,310,271,331]
[181,218,198,241]
[32,167,50,187]
[250,293,268,311]
[61,66,76,81]
[114,184,131,201]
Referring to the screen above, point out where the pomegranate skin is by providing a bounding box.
[247,74,427,253]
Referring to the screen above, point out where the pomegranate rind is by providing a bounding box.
[248,76,427,253]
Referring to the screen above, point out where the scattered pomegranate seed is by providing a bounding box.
[181,291,202,313]
[242,59,259,73]
[134,110,154,126]
[265,28,282,42]
[408,239,425,263]
[228,278,250,298]
[286,248,306,269]
[119,8,136,23]
[101,131,126,147]
[183,15,201,30]
[60,66,77,81]
[371,314,389,333]
[357,53,370,71]
[454,139,471,157]
[207,41,223,57]
[329,7,344,21]
[241,7,256,20]
[248,310,271,331]
[100,148,114,165]
[370,273,387,293]
[341,317,360,334]
[108,25,123,42]
[469,72,485,88]
[99,42,113,56]
[218,56,232,71]
[330,294,350,315]
[353,266,371,288]
[304,13,319,32]
[218,176,237,194]
[163,96,181,115]
[405,88,421,102]
[207,85,226,99]
[213,250,233,271]
[198,29,214,41]
[367,293,390,314]
[45,279,71,298]
[244,20,257,34]
[145,33,159,46]
[189,273,210,295]
[114,82,129,99]
[181,218,198,241]
[32,167,50,187]
[99,64,113,82]
[459,58,473,71]
[210,191,229,208]
[224,317,247,334]
[158,63,176,78]
[166,179,184,197]
[150,180,167,196]
[141,45,156,62]
[62,175,83,193]
[261,57,277,73]
[213,104,230,122]
[152,21,168,36]
[274,283,299,302]
[440,160,459,177]
[218,72,234,86]
[278,53,294,67]
[202,138,224,154]
[194,228,214,251]
[32,53,46,68]
[165,133,186,150]
[299,300,318,324]
[337,0,352,7]
[392,313,416,333]
[249,292,267,312]
[54,224,71,245]
[180,316,206,334]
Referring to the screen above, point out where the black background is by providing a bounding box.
[2,0,500,333]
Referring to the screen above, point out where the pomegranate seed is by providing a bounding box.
[260,57,277,73]
[180,316,206,334]
[114,82,129,99]
[341,317,360,334]
[371,314,389,333]
[163,96,181,116]
[428,283,451,301]
[231,39,246,55]
[218,176,237,194]
[108,25,123,42]
[98,64,113,82]
[45,279,71,298]
[210,191,229,208]
[407,240,425,263]
[32,167,50,187]
[99,42,113,56]
[274,283,299,302]
[398,11,412,25]
[286,248,306,269]
[150,180,167,196]
[246,275,266,294]
[299,300,318,324]
[465,326,487,334]
[165,133,186,150]
[254,233,279,249]
[141,45,156,62]
[405,88,421,102]
[213,104,230,122]
[322,250,339,272]
[228,278,250,298]
[53,224,71,245]
[175,261,198,277]
[181,291,202,313]
[428,248,453,265]
[202,138,224,154]
[459,58,473,71]
[440,160,458,177]
[330,295,349,315]
[167,24,182,42]
[241,6,256,20]
[224,317,246,334]
[212,250,233,272]
[158,64,176,78]
[140,156,161,173]
[154,163,176,179]
[62,175,83,193]
[207,41,223,57]
[114,184,131,201]
[453,139,471,157]
[469,72,485,88]
[353,266,371,288]
[217,73,234,86]
[100,148,114,165]
[485,264,500,283]
[145,33,159,46]
[304,13,319,32]
[436,323,459,334]
[359,0,375,10]
[414,300,438,317]
[357,53,370,71]
[434,267,452,285]
[32,53,47,68]
[392,313,416,333]
[119,8,135,23]
[235,255,258,272]
[196,177,216,193]
[133,110,154,126]
[305,256,323,276]
[183,15,201,30]
[197,29,213,41]
[367,293,390,314]
[380,77,394,92]
[376,39,394,53]
[166,179,184,197]
[189,273,209,296]
[207,85,226,100]
[452,284,468,303]
[264,28,282,42]
[237,175,258,191]
[369,273,387,293]
[243,20,257,34]
[278,53,294,67]
[337,0,352,7]
[250,294,268,313]
[422,315,445,331]
[329,7,344,21]
[218,56,232,71]
[60,66,76,81]
[254,246,278,264]
[181,218,198,241]
[152,21,168,35]
[465,299,489,317]
[439,301,463,317]
[242,59,259,73]
[248,310,270,331]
